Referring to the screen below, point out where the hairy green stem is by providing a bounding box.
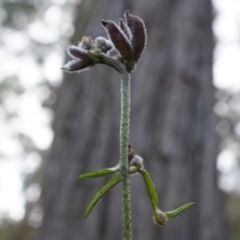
[98,53,132,240]
[120,71,132,240]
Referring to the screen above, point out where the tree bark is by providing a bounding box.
[37,0,228,240]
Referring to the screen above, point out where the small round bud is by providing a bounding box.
[153,209,168,226]
[80,36,95,50]
[130,155,144,169]
[95,36,113,53]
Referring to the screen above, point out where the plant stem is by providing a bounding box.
[98,54,132,239]
[120,71,132,240]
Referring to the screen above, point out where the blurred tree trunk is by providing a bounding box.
[37,0,228,240]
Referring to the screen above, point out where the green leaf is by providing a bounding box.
[139,169,195,226]
[85,174,121,218]
[166,202,195,221]
[139,169,160,212]
[79,167,119,179]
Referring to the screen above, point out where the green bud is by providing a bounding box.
[153,208,168,226]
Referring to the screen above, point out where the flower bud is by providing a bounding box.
[62,59,94,72]
[95,36,113,53]
[68,46,92,60]
[153,209,168,226]
[125,11,147,62]
[80,36,95,50]
[130,155,144,169]
[101,20,133,61]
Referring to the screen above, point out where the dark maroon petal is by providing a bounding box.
[67,46,91,60]
[125,11,147,62]
[119,18,132,40]
[62,59,93,72]
[101,20,133,61]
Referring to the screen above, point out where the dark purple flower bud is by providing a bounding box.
[124,11,147,62]
[68,46,92,60]
[95,36,113,53]
[119,19,132,40]
[62,59,94,72]
[101,20,133,61]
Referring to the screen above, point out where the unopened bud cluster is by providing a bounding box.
[62,11,147,73]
